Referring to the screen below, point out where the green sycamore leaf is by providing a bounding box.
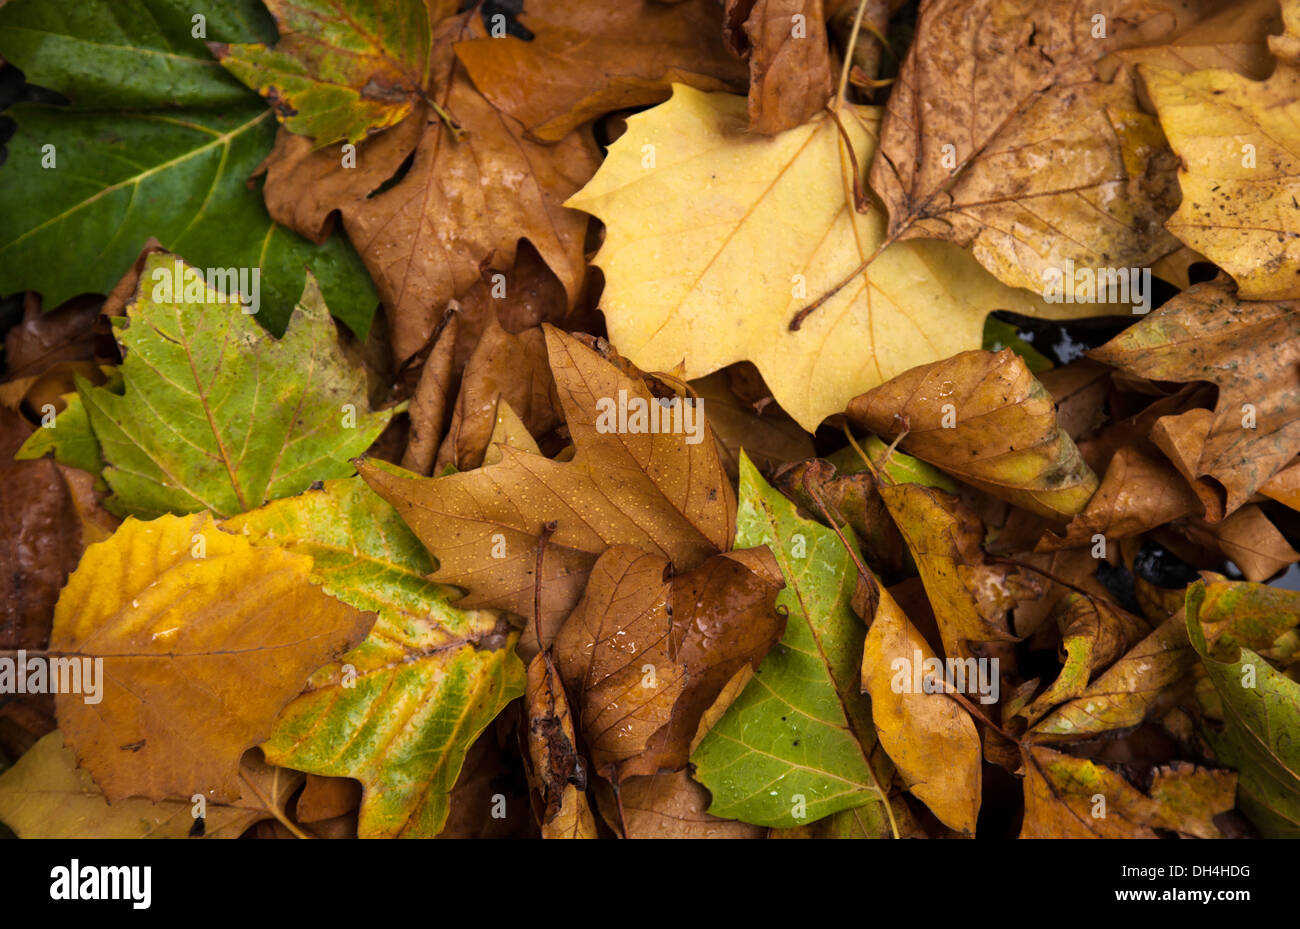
[691,452,893,830]
[0,0,378,337]
[1187,581,1300,838]
[224,476,526,839]
[75,252,394,519]
[212,0,451,147]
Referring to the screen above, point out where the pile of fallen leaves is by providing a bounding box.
[0,0,1298,840]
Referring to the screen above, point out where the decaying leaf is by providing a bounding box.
[227,478,524,838]
[4,0,1297,852]
[554,544,785,782]
[214,0,453,146]
[1019,594,1151,723]
[1090,278,1300,519]
[523,651,598,839]
[1142,4,1300,299]
[596,770,765,839]
[848,349,1099,520]
[1020,745,1235,837]
[868,0,1186,296]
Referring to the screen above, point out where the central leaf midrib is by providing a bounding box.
[0,108,271,254]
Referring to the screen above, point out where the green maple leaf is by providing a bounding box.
[65,252,393,519]
[691,452,893,830]
[1188,581,1300,839]
[212,0,455,147]
[225,476,526,839]
[0,0,377,337]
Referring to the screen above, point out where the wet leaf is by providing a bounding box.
[554,544,784,781]
[847,349,1099,520]
[214,0,454,146]
[869,0,1187,296]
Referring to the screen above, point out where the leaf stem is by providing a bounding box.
[836,0,872,109]
[239,767,313,839]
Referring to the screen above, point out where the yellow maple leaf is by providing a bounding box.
[566,84,1105,431]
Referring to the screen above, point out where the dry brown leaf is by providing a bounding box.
[1102,0,1282,81]
[260,15,600,363]
[434,318,560,472]
[453,0,746,142]
[1037,446,1203,550]
[553,544,784,782]
[723,0,836,133]
[869,0,1189,296]
[523,650,598,839]
[691,370,815,481]
[294,774,362,825]
[0,409,83,652]
[596,769,765,838]
[1090,277,1300,520]
[358,327,737,654]
[1180,505,1300,581]
[400,314,458,476]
